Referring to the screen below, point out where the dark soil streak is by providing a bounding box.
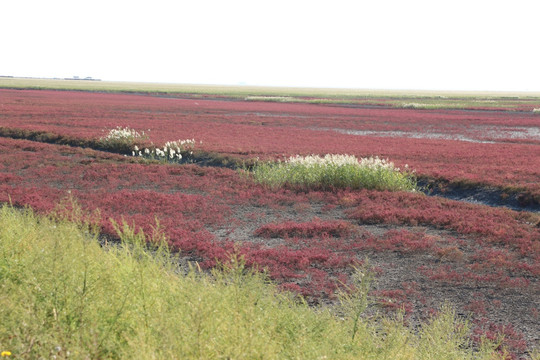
[417,179,540,213]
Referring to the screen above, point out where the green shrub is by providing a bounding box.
[251,154,417,192]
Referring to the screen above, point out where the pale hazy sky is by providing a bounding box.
[2,0,540,91]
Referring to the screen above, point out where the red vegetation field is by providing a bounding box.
[1,89,539,357]
[1,89,539,197]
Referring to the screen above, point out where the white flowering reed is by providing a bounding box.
[244,96,295,102]
[251,154,416,192]
[358,156,400,171]
[133,139,197,162]
[401,103,425,109]
[401,103,445,110]
[99,126,149,152]
[287,154,360,167]
[101,126,146,142]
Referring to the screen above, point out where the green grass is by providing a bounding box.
[0,204,501,359]
[3,77,540,112]
[251,155,417,192]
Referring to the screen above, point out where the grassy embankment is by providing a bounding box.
[0,204,504,359]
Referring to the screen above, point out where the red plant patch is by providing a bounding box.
[345,190,540,257]
[254,219,354,238]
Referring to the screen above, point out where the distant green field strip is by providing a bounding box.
[2,77,540,101]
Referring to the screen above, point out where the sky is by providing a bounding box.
[2,0,540,91]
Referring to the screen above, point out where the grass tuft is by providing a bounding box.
[250,154,417,192]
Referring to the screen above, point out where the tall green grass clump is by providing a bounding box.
[0,204,500,359]
[252,154,417,192]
